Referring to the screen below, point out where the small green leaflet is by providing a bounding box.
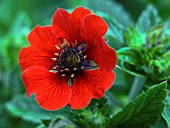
[137,4,161,33]
[109,81,167,128]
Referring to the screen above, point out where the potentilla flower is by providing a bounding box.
[19,7,117,110]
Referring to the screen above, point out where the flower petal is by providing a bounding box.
[69,70,116,109]
[22,66,71,110]
[80,14,117,71]
[52,7,92,43]
[19,47,54,71]
[28,25,62,51]
[81,15,108,44]
[19,26,62,71]
[85,38,117,72]
[71,7,93,44]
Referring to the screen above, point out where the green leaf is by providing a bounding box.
[137,4,161,33]
[48,119,75,128]
[109,81,168,128]
[124,26,144,48]
[6,94,51,123]
[163,90,170,126]
[86,0,132,27]
[152,115,168,128]
[106,17,124,46]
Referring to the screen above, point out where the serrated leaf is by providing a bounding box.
[109,81,167,128]
[137,4,161,33]
[6,94,51,123]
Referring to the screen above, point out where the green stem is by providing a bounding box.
[129,76,146,100]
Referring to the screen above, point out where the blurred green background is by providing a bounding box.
[0,0,170,128]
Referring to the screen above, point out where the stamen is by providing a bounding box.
[51,40,90,83]
[61,74,66,77]
[54,53,59,56]
[60,69,64,72]
[63,39,67,45]
[64,68,70,71]
[51,58,57,61]
[73,68,77,71]
[55,65,59,68]
[58,44,64,48]
[52,67,57,69]
[84,55,87,59]
[55,45,60,50]
[71,74,75,78]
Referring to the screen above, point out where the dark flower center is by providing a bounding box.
[57,46,85,76]
[59,48,81,70]
[50,39,89,85]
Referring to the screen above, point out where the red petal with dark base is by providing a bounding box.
[19,26,62,71]
[69,70,116,109]
[81,15,117,71]
[52,7,92,44]
[28,26,62,50]
[19,47,55,71]
[81,15,108,47]
[86,38,117,72]
[22,66,71,110]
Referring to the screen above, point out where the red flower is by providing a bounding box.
[19,7,117,110]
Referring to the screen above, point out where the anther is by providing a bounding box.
[54,53,59,56]
[61,74,66,77]
[71,74,75,78]
[63,39,67,45]
[52,67,57,69]
[54,65,59,68]
[51,58,57,61]
[84,55,87,59]
[60,69,64,72]
[55,45,60,50]
[64,68,70,71]
[58,44,64,48]
[73,68,77,71]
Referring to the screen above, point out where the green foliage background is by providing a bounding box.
[0,0,170,128]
